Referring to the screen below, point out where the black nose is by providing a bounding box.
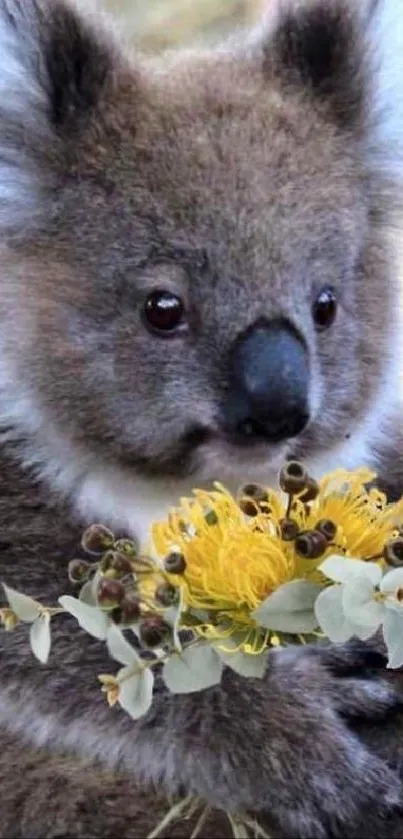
[222,320,310,444]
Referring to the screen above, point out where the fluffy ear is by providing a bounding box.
[0,0,116,229]
[366,0,403,180]
[263,0,370,131]
[263,0,403,177]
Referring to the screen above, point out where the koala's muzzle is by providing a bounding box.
[223,320,310,444]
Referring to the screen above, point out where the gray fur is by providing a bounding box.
[1,1,403,836]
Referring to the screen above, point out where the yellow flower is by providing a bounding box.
[0,608,19,630]
[98,674,120,707]
[153,486,294,606]
[149,468,403,652]
[305,469,403,558]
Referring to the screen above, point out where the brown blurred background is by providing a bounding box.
[101,0,264,52]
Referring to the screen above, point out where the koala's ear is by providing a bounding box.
[0,0,118,229]
[0,0,113,129]
[263,0,403,179]
[263,0,370,131]
[264,0,393,135]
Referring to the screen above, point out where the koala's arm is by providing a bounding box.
[0,730,233,839]
[3,631,403,839]
[1,451,403,839]
[1,645,403,839]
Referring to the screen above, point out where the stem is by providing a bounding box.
[147,795,195,838]
[227,813,250,838]
[285,494,294,519]
[41,607,65,617]
[117,638,205,685]
[240,815,273,839]
[190,805,211,838]
[184,798,204,821]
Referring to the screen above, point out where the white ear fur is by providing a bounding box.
[0,0,116,231]
[367,0,403,180]
[0,8,51,229]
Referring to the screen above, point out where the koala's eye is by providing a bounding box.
[312,287,337,330]
[143,290,185,335]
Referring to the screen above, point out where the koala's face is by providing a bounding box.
[0,0,399,492]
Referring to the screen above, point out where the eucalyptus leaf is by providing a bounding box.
[118,667,154,719]
[163,644,223,693]
[214,640,268,678]
[252,581,322,633]
[78,570,101,607]
[164,587,185,652]
[29,613,51,664]
[106,624,142,667]
[3,585,39,622]
[59,595,110,640]
[383,609,403,669]
[189,609,210,623]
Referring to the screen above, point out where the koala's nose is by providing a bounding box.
[222,320,310,444]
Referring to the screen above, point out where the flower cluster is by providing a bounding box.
[2,462,403,724]
[316,557,403,666]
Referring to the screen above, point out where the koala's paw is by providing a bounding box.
[150,641,403,838]
[263,720,403,839]
[255,645,403,838]
[277,639,403,718]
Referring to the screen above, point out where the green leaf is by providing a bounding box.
[118,667,154,719]
[106,625,142,666]
[29,613,51,664]
[59,595,110,640]
[214,639,268,678]
[252,581,322,633]
[383,610,403,669]
[3,585,40,622]
[163,644,223,693]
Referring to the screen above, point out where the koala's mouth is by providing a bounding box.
[181,424,292,475]
[182,424,287,453]
[115,423,289,481]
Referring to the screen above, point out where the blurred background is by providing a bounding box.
[101,0,264,52]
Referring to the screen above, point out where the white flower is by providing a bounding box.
[315,558,380,643]
[378,568,403,668]
[315,555,403,669]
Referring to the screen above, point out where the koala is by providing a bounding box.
[2,0,403,837]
